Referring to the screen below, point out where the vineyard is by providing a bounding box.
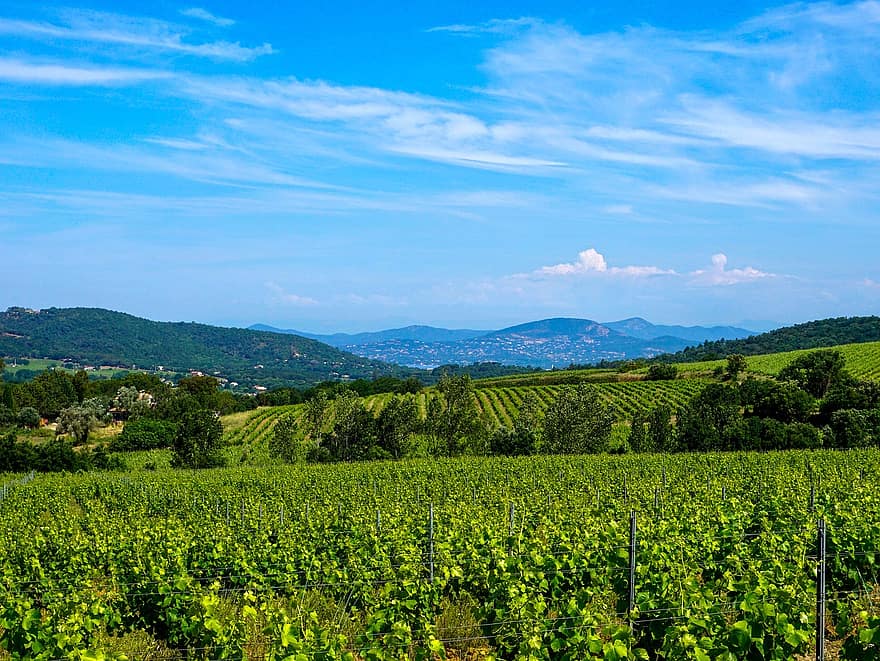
[1,451,879,659]
[224,380,709,449]
[668,341,880,381]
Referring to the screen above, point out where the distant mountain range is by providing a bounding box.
[252,317,757,369]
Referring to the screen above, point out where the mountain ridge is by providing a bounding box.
[251,316,756,368]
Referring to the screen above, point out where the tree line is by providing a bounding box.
[2,349,879,472]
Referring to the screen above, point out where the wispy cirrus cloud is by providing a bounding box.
[180,8,235,27]
[265,281,318,307]
[0,10,273,61]
[0,56,168,85]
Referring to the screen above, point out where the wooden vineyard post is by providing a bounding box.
[816,519,826,661]
[428,503,435,584]
[629,510,637,628]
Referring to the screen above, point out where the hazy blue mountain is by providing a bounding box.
[249,324,487,347]
[334,318,691,369]
[251,316,761,369]
[603,317,756,342]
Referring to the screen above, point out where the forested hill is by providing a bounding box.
[0,307,415,388]
[665,316,880,362]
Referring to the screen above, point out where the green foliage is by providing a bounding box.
[627,411,648,452]
[726,354,748,380]
[430,375,486,457]
[778,349,848,398]
[646,363,677,381]
[14,369,77,419]
[4,450,879,659]
[376,394,421,459]
[0,306,416,389]
[16,407,41,429]
[668,315,880,362]
[543,384,614,454]
[326,390,379,461]
[171,409,225,468]
[648,404,675,452]
[111,417,177,451]
[55,405,100,444]
[268,414,302,463]
[751,382,815,423]
[829,409,880,448]
[677,384,742,451]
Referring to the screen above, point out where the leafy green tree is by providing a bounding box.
[751,382,814,423]
[56,405,98,444]
[111,418,176,451]
[171,409,225,468]
[0,431,37,472]
[726,354,748,380]
[17,370,77,419]
[819,380,880,421]
[829,409,880,449]
[778,350,848,398]
[377,394,421,459]
[646,364,678,381]
[627,411,648,453]
[268,414,302,463]
[327,390,377,461]
[114,386,140,416]
[72,370,90,402]
[430,374,486,456]
[177,375,221,408]
[17,407,41,429]
[677,384,741,451]
[304,391,330,445]
[490,392,542,456]
[543,384,614,454]
[648,405,676,452]
[397,377,423,394]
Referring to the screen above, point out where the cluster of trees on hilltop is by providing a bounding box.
[630,350,880,452]
[661,316,880,363]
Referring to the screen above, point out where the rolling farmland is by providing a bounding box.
[224,380,709,446]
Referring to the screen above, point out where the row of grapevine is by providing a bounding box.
[1,451,878,659]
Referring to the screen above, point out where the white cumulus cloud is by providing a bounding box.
[535,248,675,278]
[690,253,774,285]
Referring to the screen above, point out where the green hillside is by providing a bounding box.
[666,315,880,362]
[0,306,415,389]
[669,340,880,381]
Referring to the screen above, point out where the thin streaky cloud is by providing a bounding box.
[180,7,235,27]
[0,12,273,62]
[0,57,169,85]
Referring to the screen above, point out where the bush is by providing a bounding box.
[111,418,177,451]
[646,364,678,381]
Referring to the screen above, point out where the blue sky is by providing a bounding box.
[1,1,879,332]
